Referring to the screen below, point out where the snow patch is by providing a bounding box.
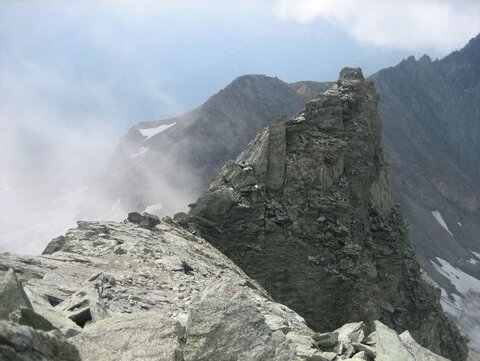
[129,146,149,158]
[139,122,176,140]
[439,288,462,318]
[432,257,480,295]
[431,210,453,236]
[457,221,463,227]
[471,251,480,259]
[145,203,163,215]
[467,258,479,265]
[293,115,305,123]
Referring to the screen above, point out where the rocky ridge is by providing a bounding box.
[187,68,468,360]
[0,214,452,360]
[46,35,480,353]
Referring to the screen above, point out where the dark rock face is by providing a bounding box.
[188,68,467,360]
[371,33,480,351]
[126,211,160,229]
[43,236,66,255]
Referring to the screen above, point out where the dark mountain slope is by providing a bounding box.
[371,34,480,350]
[87,76,332,218]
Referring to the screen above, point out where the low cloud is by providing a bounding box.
[275,0,480,54]
[0,58,183,255]
[2,0,477,255]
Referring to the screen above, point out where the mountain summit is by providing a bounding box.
[187,68,467,360]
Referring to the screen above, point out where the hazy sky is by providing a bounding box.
[1,0,480,253]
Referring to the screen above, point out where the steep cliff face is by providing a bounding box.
[187,68,467,360]
[371,34,480,351]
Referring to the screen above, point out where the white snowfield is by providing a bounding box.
[471,250,480,259]
[439,288,463,318]
[139,122,176,140]
[433,257,480,354]
[432,257,480,295]
[431,210,453,236]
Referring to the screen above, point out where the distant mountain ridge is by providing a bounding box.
[85,75,332,218]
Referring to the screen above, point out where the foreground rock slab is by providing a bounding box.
[0,217,453,360]
[0,219,314,360]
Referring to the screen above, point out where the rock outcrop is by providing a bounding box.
[187,68,468,360]
[0,216,452,360]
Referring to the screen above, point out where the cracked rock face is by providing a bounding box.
[188,68,468,361]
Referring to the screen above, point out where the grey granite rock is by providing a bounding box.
[400,330,449,361]
[0,216,453,360]
[312,331,338,348]
[42,236,66,255]
[0,320,81,361]
[0,219,318,360]
[9,307,56,332]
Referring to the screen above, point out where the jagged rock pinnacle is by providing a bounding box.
[339,67,365,81]
[188,68,468,360]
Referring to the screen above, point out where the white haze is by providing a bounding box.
[0,61,124,254]
[0,57,197,255]
[275,0,480,54]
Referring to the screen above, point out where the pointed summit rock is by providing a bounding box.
[188,68,468,360]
